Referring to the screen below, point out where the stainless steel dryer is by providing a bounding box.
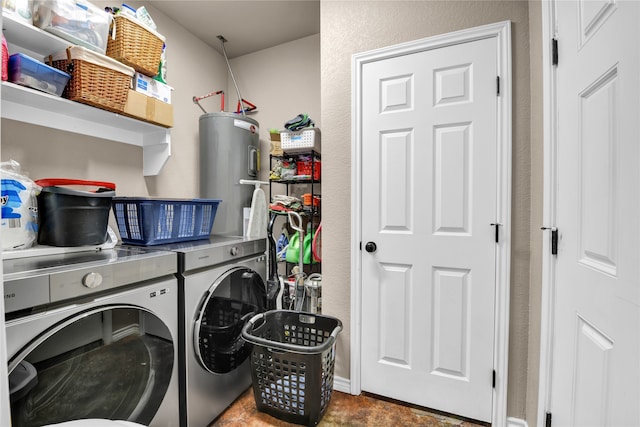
[153,236,267,427]
[4,247,180,427]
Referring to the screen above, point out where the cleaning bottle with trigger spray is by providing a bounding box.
[154,43,167,84]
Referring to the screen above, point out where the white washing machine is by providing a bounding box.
[4,247,180,427]
[153,236,267,427]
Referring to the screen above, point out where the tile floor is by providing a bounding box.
[210,387,488,427]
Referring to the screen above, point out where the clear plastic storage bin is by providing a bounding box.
[32,0,113,54]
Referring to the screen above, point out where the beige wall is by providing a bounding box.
[320,0,534,421]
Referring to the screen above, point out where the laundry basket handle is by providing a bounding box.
[242,311,343,355]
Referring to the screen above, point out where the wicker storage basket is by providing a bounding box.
[107,14,165,77]
[49,46,135,113]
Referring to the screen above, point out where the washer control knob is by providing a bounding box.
[82,272,103,288]
[230,246,238,256]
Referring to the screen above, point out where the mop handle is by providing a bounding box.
[287,211,305,311]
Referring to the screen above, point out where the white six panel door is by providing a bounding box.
[552,1,640,425]
[361,37,498,423]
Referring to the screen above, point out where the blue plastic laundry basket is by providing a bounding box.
[112,197,221,245]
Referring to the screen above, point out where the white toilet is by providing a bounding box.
[43,420,145,427]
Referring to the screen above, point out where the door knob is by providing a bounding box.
[365,242,377,253]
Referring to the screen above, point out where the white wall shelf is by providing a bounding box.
[1,13,171,176]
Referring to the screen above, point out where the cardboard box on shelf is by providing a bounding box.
[270,132,283,156]
[133,72,172,104]
[123,89,173,128]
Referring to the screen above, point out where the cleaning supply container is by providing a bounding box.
[242,310,342,426]
[35,179,115,247]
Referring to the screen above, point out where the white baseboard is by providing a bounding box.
[333,376,351,394]
[507,417,528,427]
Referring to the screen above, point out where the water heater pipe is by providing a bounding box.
[192,90,225,113]
[218,35,245,116]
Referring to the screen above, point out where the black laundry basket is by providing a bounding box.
[241,310,342,426]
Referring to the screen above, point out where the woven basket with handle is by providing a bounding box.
[107,15,164,77]
[49,46,134,113]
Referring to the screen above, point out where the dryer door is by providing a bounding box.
[7,306,175,427]
[194,266,266,374]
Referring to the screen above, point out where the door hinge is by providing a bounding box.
[552,38,559,66]
[545,412,552,427]
[492,370,496,388]
[490,223,501,243]
[541,227,558,255]
[496,76,500,95]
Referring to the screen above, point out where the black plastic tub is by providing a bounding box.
[35,179,115,247]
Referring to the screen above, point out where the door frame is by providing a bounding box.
[351,21,512,426]
[0,9,12,427]
[537,1,557,425]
